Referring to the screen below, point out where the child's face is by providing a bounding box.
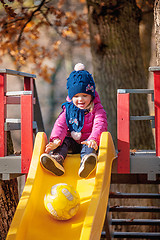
[72,93,92,109]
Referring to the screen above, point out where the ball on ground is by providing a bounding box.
[44,183,80,220]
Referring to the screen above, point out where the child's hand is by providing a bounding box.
[81,140,98,151]
[45,139,61,153]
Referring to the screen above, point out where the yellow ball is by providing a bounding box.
[44,183,80,220]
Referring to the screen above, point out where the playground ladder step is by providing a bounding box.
[101,231,160,239]
[5,119,38,132]
[5,91,36,104]
[6,90,32,96]
[109,206,160,212]
[111,219,160,226]
[109,192,160,199]
[107,191,160,239]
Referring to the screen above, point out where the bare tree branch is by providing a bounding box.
[17,0,46,46]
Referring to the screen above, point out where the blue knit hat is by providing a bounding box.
[67,63,95,99]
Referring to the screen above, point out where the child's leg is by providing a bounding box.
[40,137,81,176]
[78,144,98,178]
[40,138,70,176]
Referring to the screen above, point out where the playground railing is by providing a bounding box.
[117,67,160,180]
[0,69,44,180]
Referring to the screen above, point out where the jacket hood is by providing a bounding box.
[93,91,101,104]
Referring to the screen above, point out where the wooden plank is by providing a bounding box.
[5,119,37,131]
[6,91,32,96]
[130,152,159,181]
[109,192,160,199]
[103,214,112,240]
[149,66,160,71]
[109,206,160,212]
[112,232,160,238]
[153,71,160,156]
[130,116,154,121]
[0,156,21,173]
[21,94,33,173]
[33,80,45,132]
[24,77,34,92]
[0,73,7,156]
[111,173,160,184]
[5,96,21,104]
[118,89,154,94]
[117,93,130,173]
[5,96,35,104]
[0,69,36,78]
[111,219,160,225]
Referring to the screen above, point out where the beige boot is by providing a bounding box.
[78,153,97,178]
[40,153,65,176]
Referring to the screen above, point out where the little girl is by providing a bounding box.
[40,63,107,178]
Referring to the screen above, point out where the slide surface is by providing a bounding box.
[6,131,116,240]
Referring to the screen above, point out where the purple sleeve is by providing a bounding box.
[87,106,108,145]
[49,109,68,143]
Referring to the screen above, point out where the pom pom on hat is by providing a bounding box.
[74,63,85,71]
[67,63,95,99]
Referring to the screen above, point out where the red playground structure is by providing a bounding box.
[0,67,160,239]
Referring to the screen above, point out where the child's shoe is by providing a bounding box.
[40,153,65,176]
[78,153,97,178]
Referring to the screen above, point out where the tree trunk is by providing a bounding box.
[0,179,19,240]
[139,0,154,79]
[87,0,154,149]
[0,132,19,240]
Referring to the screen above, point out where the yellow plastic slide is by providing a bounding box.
[6,131,116,240]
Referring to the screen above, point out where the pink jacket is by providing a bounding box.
[50,91,107,146]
